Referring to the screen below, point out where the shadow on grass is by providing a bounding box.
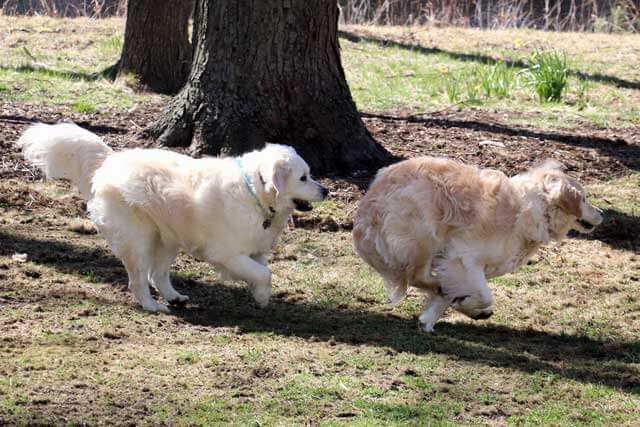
[572,207,640,253]
[339,30,640,91]
[1,229,638,395]
[360,112,640,173]
[0,114,129,135]
[0,64,101,82]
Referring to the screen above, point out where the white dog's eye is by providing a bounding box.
[300,176,307,182]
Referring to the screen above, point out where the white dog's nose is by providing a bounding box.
[320,186,329,199]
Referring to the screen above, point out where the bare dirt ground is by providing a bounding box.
[3,100,639,186]
[3,100,638,251]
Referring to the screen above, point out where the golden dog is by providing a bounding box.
[353,157,603,332]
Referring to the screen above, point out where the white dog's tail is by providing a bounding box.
[17,122,113,199]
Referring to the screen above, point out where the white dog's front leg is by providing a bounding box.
[217,255,272,308]
[251,253,269,266]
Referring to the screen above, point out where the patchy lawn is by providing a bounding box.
[341,25,640,130]
[1,16,639,427]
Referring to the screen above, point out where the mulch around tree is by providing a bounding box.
[2,101,639,204]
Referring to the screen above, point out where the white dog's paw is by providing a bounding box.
[217,268,234,283]
[141,301,170,313]
[252,285,271,309]
[421,322,436,333]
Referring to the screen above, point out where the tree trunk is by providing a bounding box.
[116,0,193,94]
[146,0,389,174]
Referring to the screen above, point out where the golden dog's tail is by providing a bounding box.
[17,122,113,200]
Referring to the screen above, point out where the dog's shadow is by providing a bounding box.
[2,229,639,395]
[573,207,640,253]
[171,278,640,395]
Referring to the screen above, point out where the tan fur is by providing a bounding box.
[353,157,603,332]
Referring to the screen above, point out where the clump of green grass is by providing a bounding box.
[71,100,98,114]
[524,49,569,102]
[575,77,592,109]
[176,350,200,365]
[97,35,123,56]
[479,62,516,99]
[441,62,516,104]
[442,71,462,103]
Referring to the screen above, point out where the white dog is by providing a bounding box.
[18,122,327,312]
[352,157,603,332]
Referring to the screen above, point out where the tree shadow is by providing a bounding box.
[339,31,640,91]
[360,112,640,173]
[1,229,638,395]
[0,64,101,82]
[0,114,129,135]
[573,207,640,253]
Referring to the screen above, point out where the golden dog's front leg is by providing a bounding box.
[439,258,494,321]
[419,293,450,332]
[418,258,494,332]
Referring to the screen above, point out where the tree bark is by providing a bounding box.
[146,0,389,174]
[116,0,193,94]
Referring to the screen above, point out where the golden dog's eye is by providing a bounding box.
[300,176,307,182]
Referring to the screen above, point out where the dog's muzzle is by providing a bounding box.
[293,199,313,211]
[472,310,494,320]
[293,186,329,212]
[577,219,595,231]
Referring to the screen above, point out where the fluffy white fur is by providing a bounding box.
[352,157,603,332]
[18,122,327,312]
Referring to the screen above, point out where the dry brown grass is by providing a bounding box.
[1,174,639,425]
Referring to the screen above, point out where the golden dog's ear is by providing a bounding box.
[535,158,565,172]
[544,173,582,218]
[558,185,582,218]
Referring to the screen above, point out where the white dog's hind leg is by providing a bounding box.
[418,294,450,332]
[95,197,169,313]
[122,255,169,313]
[150,242,188,305]
[216,255,272,308]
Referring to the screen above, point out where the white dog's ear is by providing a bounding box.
[271,161,291,195]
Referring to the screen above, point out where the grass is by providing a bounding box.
[341,25,640,129]
[0,17,153,111]
[1,15,640,426]
[524,50,569,102]
[71,99,98,114]
[1,173,639,425]
[1,17,639,128]
[441,62,518,104]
